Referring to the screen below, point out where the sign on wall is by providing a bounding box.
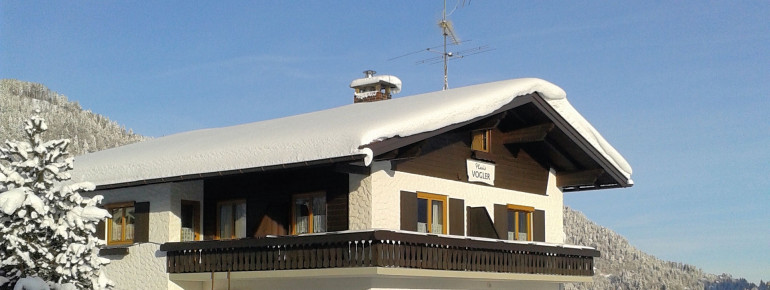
[467,159,495,186]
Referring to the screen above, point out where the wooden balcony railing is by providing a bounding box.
[160,230,599,277]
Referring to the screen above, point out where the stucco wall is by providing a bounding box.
[89,180,204,290]
[349,173,373,230]
[182,274,562,290]
[368,160,565,244]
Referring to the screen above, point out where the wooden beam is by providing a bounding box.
[556,169,604,188]
[501,123,555,144]
[541,140,579,172]
[395,141,423,159]
[474,111,507,130]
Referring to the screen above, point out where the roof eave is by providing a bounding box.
[93,154,367,191]
[362,93,631,189]
[527,93,631,189]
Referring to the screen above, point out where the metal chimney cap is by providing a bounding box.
[363,70,376,78]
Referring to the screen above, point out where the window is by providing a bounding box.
[507,204,533,241]
[180,200,200,241]
[106,202,135,245]
[417,192,447,234]
[217,200,246,240]
[292,192,326,234]
[472,129,491,152]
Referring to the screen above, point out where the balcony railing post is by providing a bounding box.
[160,230,597,277]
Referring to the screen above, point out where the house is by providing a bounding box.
[73,77,633,290]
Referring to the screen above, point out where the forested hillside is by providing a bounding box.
[563,207,768,290]
[0,79,146,155]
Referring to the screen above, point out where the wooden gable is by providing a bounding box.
[380,114,550,195]
[367,93,629,192]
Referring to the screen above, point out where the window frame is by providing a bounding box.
[471,129,491,152]
[507,204,534,241]
[216,199,247,240]
[105,201,136,245]
[417,192,448,234]
[180,200,201,241]
[291,192,327,235]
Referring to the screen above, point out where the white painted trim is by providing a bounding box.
[169,267,593,283]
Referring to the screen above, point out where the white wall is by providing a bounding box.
[367,161,565,244]
[91,180,204,290]
[349,173,373,230]
[183,275,561,290]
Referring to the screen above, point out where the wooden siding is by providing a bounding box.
[203,166,349,240]
[391,126,549,195]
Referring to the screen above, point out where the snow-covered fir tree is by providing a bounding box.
[0,116,113,290]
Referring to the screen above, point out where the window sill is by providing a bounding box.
[99,245,130,256]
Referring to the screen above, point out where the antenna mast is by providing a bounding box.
[438,0,460,90]
[389,0,493,91]
[442,0,448,90]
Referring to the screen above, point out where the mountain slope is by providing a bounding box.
[563,207,767,290]
[0,79,146,156]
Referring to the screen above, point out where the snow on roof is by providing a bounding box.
[71,78,632,187]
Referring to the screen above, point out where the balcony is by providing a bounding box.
[160,230,598,278]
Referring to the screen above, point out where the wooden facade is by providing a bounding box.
[391,127,550,195]
[202,166,349,240]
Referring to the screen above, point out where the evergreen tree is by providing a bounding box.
[0,116,113,289]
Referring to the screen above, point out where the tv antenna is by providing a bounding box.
[389,0,494,90]
[438,0,458,90]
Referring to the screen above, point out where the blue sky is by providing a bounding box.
[2,0,768,283]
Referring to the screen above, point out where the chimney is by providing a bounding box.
[349,70,402,103]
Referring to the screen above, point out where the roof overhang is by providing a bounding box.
[362,93,631,191]
[93,154,367,191]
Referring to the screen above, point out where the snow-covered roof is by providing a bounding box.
[71,78,632,187]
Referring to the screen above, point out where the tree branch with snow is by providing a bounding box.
[0,115,113,290]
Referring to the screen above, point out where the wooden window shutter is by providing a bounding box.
[326,191,349,232]
[533,209,546,242]
[134,202,150,243]
[95,220,105,240]
[467,206,498,239]
[493,204,508,240]
[448,198,464,236]
[400,191,417,231]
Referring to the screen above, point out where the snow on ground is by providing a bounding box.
[71,78,632,187]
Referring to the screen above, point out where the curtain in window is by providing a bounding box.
[431,200,443,234]
[111,208,123,242]
[517,211,528,241]
[181,203,195,241]
[234,203,247,238]
[312,196,326,233]
[125,207,135,240]
[181,228,194,241]
[507,210,516,240]
[219,204,233,239]
[294,199,309,234]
